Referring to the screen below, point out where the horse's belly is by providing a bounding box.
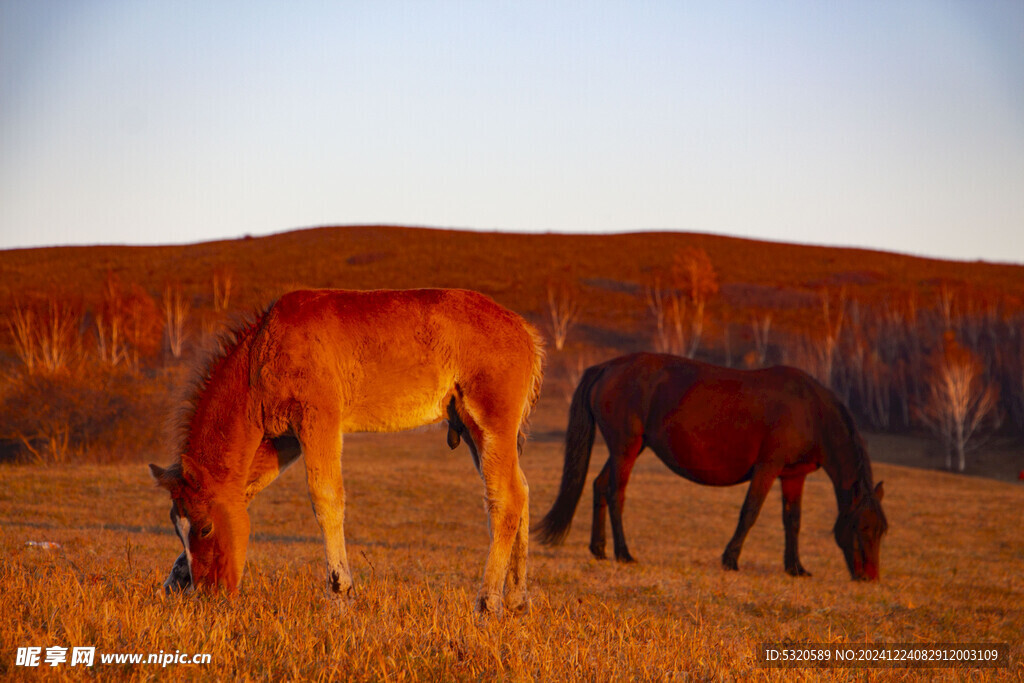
[660,451,755,486]
[653,426,760,486]
[338,359,453,434]
[340,384,449,433]
[339,405,444,432]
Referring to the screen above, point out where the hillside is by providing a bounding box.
[2,225,1022,340]
[1,226,1022,477]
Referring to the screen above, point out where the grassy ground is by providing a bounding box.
[1,397,1022,681]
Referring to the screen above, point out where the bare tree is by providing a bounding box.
[751,312,772,367]
[213,267,233,312]
[121,285,163,373]
[818,288,846,390]
[862,350,892,429]
[645,276,671,353]
[546,278,580,352]
[672,248,718,358]
[666,292,687,355]
[917,332,1001,473]
[645,249,718,357]
[95,274,130,368]
[162,284,191,359]
[938,283,956,330]
[6,302,37,372]
[36,296,82,375]
[885,292,922,427]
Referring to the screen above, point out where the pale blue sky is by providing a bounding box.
[2,1,1022,263]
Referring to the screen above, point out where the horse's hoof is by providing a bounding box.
[328,592,352,614]
[327,580,356,613]
[504,594,531,616]
[475,592,503,617]
[615,553,637,564]
[330,570,355,596]
[786,565,812,577]
[722,555,739,571]
[589,546,607,560]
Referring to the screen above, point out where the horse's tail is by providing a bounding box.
[533,362,604,546]
[517,323,547,445]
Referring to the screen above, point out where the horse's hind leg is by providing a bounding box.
[589,459,612,559]
[503,462,531,614]
[722,465,778,571]
[477,436,528,615]
[606,435,643,563]
[781,474,811,576]
[461,407,527,616]
[300,418,353,600]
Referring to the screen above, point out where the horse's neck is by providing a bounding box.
[185,347,257,487]
[821,435,871,509]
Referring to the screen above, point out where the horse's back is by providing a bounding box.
[252,289,541,434]
[591,354,828,484]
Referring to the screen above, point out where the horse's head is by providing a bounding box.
[833,480,887,581]
[149,463,250,593]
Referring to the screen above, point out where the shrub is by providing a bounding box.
[0,367,173,464]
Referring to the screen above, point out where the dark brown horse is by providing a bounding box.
[535,353,887,580]
[151,288,544,615]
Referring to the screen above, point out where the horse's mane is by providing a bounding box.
[830,396,886,528]
[833,398,874,489]
[174,305,273,463]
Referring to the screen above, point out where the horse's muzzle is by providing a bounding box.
[163,552,193,594]
[855,564,879,581]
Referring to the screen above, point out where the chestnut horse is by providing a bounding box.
[150,288,544,615]
[535,353,887,580]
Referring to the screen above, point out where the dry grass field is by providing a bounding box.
[1,394,1021,681]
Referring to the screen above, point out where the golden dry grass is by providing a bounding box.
[1,397,1022,681]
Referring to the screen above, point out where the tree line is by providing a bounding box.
[2,254,1019,473]
[547,250,1018,474]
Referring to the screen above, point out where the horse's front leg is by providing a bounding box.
[781,474,811,576]
[722,465,778,571]
[300,420,353,602]
[244,435,302,504]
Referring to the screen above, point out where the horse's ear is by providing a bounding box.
[149,463,183,492]
[874,481,884,501]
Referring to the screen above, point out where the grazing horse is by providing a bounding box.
[535,353,887,580]
[150,288,544,615]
